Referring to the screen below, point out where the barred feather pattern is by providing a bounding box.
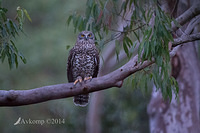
[73,94,90,107]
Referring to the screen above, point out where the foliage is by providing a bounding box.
[0,4,31,69]
[67,0,179,101]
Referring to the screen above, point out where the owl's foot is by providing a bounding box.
[84,76,92,81]
[74,76,83,85]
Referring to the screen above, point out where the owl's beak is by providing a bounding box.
[84,36,88,41]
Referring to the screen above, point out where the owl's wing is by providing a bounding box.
[93,48,100,78]
[67,48,74,82]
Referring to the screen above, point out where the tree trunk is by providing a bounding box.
[148,0,200,133]
[148,44,200,133]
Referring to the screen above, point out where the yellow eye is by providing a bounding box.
[81,34,84,37]
[88,34,91,37]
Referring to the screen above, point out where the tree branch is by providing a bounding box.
[173,33,200,47]
[0,54,152,106]
[171,2,200,31]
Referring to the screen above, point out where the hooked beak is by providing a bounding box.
[84,36,88,41]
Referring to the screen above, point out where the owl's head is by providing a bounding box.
[77,31,95,42]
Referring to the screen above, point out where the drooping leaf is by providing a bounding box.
[18,51,26,64]
[123,39,129,58]
[23,9,32,22]
[67,15,73,26]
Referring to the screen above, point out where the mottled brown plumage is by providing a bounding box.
[67,31,99,107]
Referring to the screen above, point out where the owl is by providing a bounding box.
[67,31,99,107]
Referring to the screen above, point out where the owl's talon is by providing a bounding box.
[73,79,79,85]
[74,76,83,85]
[84,76,92,81]
[84,76,92,83]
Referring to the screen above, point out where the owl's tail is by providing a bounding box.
[73,94,89,107]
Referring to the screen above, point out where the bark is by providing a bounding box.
[173,32,200,47]
[148,0,200,133]
[86,92,103,133]
[148,44,200,133]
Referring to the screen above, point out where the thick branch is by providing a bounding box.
[0,55,153,106]
[171,3,200,31]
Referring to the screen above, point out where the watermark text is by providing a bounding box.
[14,117,65,126]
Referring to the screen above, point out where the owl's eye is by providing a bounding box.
[81,34,85,37]
[88,34,91,37]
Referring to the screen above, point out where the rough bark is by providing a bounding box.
[148,0,200,133]
[148,44,200,133]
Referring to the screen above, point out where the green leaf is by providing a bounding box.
[145,28,152,40]
[1,46,6,62]
[5,19,12,34]
[23,9,32,22]
[133,31,140,42]
[16,6,24,30]
[146,8,153,23]
[67,15,73,25]
[8,20,19,37]
[15,53,18,68]
[171,77,179,98]
[10,40,18,52]
[144,41,150,59]
[123,40,129,58]
[0,8,7,21]
[0,7,8,13]
[125,36,133,47]
[18,52,26,64]
[92,3,98,19]
[162,24,173,41]
[10,50,15,68]
[166,86,172,101]
[138,41,144,61]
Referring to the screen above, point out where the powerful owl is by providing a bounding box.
[67,31,99,107]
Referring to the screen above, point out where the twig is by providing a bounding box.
[173,33,200,47]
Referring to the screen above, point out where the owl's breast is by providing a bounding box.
[73,52,94,67]
[72,50,96,79]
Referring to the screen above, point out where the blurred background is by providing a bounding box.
[0,0,150,132]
